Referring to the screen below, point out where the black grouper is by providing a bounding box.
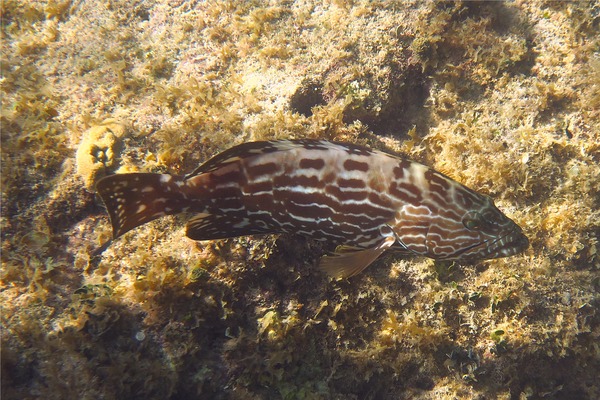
[96,140,529,278]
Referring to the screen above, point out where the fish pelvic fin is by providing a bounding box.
[96,173,188,238]
[319,236,396,279]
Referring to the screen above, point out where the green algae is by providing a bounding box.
[1,1,599,399]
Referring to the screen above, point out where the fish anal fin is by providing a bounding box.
[319,236,396,279]
[186,214,275,240]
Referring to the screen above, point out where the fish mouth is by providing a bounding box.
[453,226,529,260]
[482,227,529,259]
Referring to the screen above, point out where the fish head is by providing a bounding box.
[394,192,528,261]
[448,196,529,260]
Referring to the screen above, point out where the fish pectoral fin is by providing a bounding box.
[333,244,363,254]
[319,236,396,279]
[186,213,275,240]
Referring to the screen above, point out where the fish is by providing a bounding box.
[95,140,529,278]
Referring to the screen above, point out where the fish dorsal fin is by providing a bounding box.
[186,213,275,240]
[185,139,378,179]
[319,236,396,279]
[186,141,287,178]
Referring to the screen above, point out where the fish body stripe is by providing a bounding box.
[186,143,403,248]
[96,140,529,276]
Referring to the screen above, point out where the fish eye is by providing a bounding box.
[463,212,483,230]
[481,209,499,222]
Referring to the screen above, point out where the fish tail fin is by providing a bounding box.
[96,173,188,238]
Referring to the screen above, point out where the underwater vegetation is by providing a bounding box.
[1,1,599,399]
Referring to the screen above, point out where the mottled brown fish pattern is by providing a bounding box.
[96,140,528,278]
